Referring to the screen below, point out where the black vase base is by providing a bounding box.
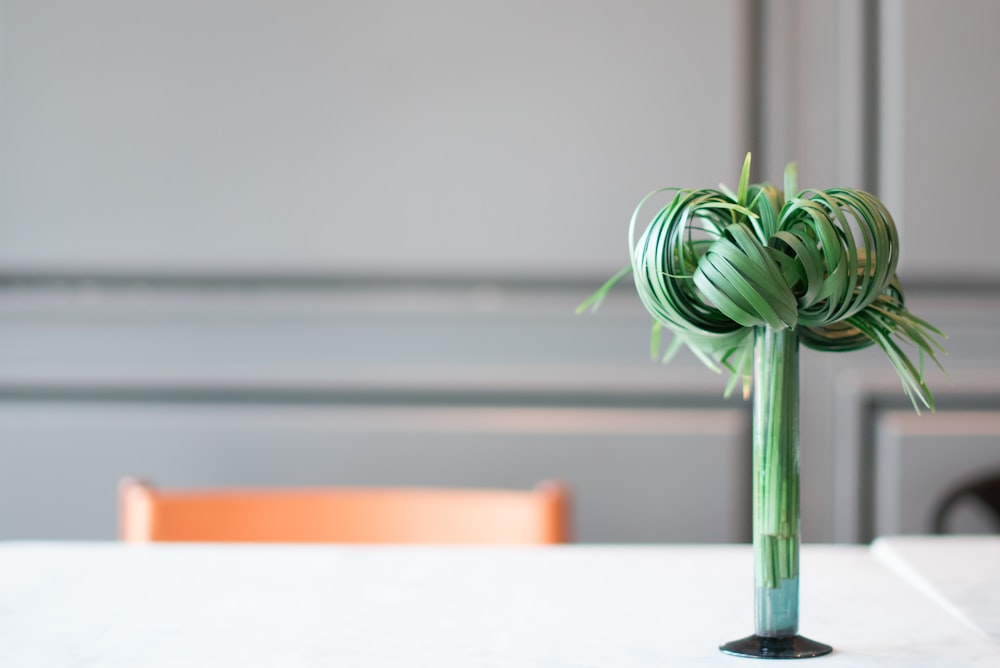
[720,634,833,659]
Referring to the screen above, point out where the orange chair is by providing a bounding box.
[119,478,569,544]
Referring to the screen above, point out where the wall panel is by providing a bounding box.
[875,410,1000,535]
[0,402,748,542]
[0,0,746,279]
[879,0,1000,281]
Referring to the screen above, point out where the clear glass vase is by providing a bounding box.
[719,327,833,659]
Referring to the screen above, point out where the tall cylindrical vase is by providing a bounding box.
[720,327,833,659]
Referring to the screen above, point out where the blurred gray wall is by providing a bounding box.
[1,0,998,542]
[0,0,744,277]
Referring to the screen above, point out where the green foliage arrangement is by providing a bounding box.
[579,153,944,410]
[580,154,945,648]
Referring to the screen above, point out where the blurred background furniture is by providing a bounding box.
[120,478,569,544]
[932,471,1000,535]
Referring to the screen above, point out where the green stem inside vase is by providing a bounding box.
[753,326,800,637]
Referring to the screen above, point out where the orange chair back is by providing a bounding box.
[120,479,569,544]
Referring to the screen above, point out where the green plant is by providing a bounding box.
[580,154,944,654]
[580,153,943,409]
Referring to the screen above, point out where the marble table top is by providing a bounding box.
[0,540,997,666]
[873,535,1000,646]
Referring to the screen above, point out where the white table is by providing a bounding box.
[872,536,1000,646]
[0,540,997,666]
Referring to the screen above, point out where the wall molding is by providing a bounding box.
[834,368,1000,542]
